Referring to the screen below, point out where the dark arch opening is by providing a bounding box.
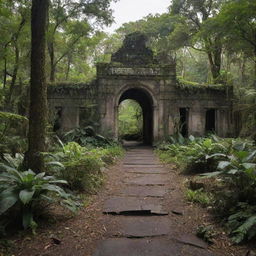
[119,88,153,145]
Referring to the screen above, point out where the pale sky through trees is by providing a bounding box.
[106,0,171,33]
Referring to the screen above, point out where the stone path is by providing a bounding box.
[93,146,215,256]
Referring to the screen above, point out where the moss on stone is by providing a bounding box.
[176,77,228,91]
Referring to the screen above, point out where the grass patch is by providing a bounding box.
[185,188,213,207]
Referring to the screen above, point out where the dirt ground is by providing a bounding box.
[1,151,256,256]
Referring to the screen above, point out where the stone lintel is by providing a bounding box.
[96,63,176,78]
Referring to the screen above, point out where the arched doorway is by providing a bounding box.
[117,88,154,145]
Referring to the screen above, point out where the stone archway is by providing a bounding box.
[116,87,154,145]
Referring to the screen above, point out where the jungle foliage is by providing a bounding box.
[0,134,123,235]
[157,135,256,243]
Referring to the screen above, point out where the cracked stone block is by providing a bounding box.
[176,233,209,249]
[103,196,168,215]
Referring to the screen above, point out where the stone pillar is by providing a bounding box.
[61,107,79,132]
[99,96,116,138]
[168,105,179,136]
[158,99,165,139]
[153,105,159,143]
[216,109,229,137]
[189,107,205,136]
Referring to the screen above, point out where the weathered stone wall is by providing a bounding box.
[48,82,100,132]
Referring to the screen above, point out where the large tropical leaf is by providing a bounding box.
[234,151,249,160]
[218,161,231,170]
[242,163,256,169]
[41,184,67,197]
[246,150,256,161]
[48,179,68,184]
[206,153,226,159]
[200,171,222,178]
[0,190,18,215]
[232,215,256,244]
[19,189,35,205]
[46,161,65,169]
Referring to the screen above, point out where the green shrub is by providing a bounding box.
[182,138,228,173]
[63,127,111,148]
[62,153,104,192]
[157,136,256,243]
[0,166,78,233]
[202,149,256,203]
[46,142,123,192]
[200,141,256,243]
[157,137,226,173]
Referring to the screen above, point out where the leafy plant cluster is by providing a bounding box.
[45,141,123,192]
[62,127,112,148]
[0,154,78,234]
[157,134,256,243]
[0,139,123,235]
[157,135,227,173]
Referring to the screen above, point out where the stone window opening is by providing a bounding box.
[179,108,189,137]
[205,109,216,133]
[53,107,62,132]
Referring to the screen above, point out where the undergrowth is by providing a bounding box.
[45,141,123,192]
[0,131,123,237]
[157,134,256,244]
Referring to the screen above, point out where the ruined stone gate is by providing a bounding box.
[48,32,234,144]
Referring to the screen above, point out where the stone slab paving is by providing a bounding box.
[123,164,163,168]
[105,216,171,237]
[124,174,169,185]
[93,238,215,256]
[93,238,182,256]
[124,155,157,158]
[124,166,168,174]
[93,147,215,256]
[120,185,168,197]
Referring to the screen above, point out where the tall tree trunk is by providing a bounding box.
[254,46,256,87]
[205,37,222,82]
[24,0,49,173]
